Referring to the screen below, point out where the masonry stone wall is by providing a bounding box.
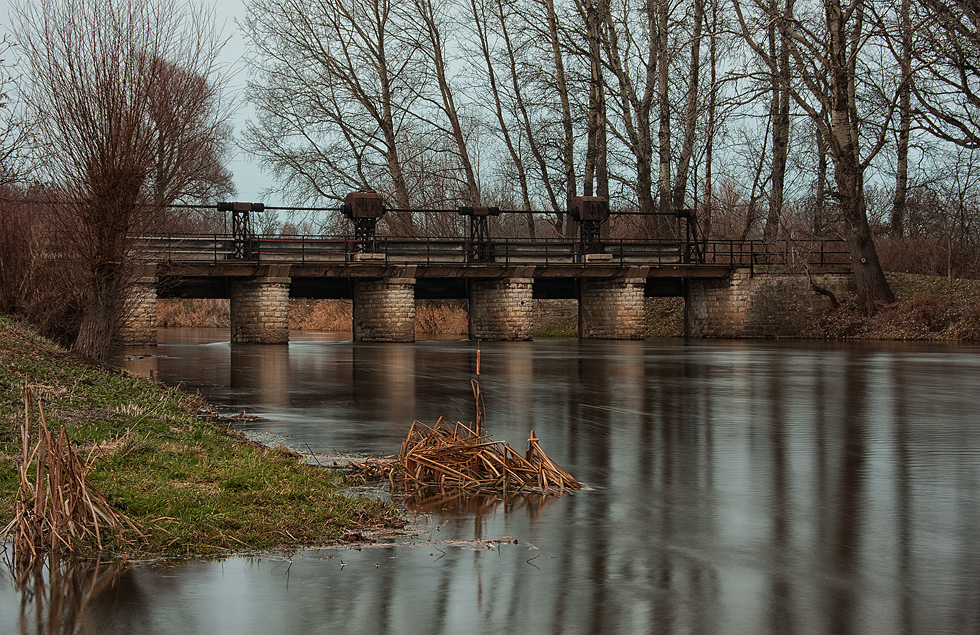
[119,277,159,346]
[469,278,535,340]
[686,268,855,338]
[579,278,646,339]
[353,278,416,342]
[230,277,291,343]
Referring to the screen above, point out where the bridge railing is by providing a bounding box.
[702,239,851,268]
[137,234,851,269]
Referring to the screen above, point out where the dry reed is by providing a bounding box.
[1,387,143,562]
[351,380,580,493]
[156,298,230,327]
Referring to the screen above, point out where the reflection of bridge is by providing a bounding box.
[120,196,853,345]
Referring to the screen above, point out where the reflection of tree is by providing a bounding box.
[4,552,130,635]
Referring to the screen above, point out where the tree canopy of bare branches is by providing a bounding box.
[909,0,980,149]
[0,39,32,187]
[238,0,980,287]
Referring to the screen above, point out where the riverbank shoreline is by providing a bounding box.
[0,316,403,560]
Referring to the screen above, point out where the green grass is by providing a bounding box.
[534,315,578,338]
[0,315,400,558]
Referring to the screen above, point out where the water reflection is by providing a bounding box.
[4,333,978,634]
[2,552,131,635]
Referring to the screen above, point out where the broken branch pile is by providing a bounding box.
[351,416,580,493]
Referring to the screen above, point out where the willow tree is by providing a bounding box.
[14,0,231,359]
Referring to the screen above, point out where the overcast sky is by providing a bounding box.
[2,0,274,203]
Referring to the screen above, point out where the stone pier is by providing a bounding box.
[468,278,535,340]
[353,278,416,342]
[119,275,159,346]
[579,278,646,339]
[230,273,291,344]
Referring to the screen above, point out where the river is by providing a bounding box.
[2,329,979,634]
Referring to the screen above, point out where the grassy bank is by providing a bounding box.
[804,273,980,341]
[0,316,400,558]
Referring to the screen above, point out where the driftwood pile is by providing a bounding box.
[351,380,580,494]
[2,388,142,562]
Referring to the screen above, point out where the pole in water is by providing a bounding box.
[476,348,481,376]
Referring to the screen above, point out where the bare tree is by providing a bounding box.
[467,0,536,234]
[599,0,657,218]
[671,0,706,213]
[543,0,578,224]
[243,0,421,233]
[14,0,232,359]
[410,0,482,206]
[890,0,912,237]
[762,0,795,241]
[733,0,896,311]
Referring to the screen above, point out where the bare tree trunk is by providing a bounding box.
[825,0,894,310]
[601,0,656,216]
[498,0,564,234]
[656,0,671,216]
[764,0,794,242]
[471,0,534,235]
[74,265,125,359]
[672,0,705,211]
[548,0,576,209]
[579,0,609,199]
[892,0,911,237]
[814,122,827,235]
[414,0,480,206]
[702,0,718,240]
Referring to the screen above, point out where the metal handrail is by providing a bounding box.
[136,234,850,268]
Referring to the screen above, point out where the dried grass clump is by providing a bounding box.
[1,388,142,561]
[290,299,353,331]
[416,300,468,334]
[352,381,580,494]
[156,298,230,328]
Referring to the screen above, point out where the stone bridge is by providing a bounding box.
[120,234,854,345]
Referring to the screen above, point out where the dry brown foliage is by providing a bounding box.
[2,388,142,562]
[416,300,467,334]
[156,298,230,327]
[4,554,131,634]
[802,273,980,340]
[289,299,352,330]
[351,381,580,493]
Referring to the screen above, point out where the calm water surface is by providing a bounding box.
[2,329,979,635]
